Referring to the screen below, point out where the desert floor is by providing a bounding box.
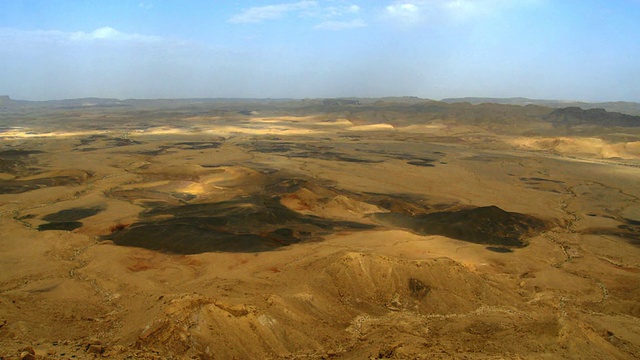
[1,103,639,359]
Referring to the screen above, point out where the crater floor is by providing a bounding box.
[1,101,639,359]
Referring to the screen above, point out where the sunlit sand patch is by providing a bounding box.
[171,180,228,197]
[315,118,353,126]
[117,180,213,197]
[201,126,326,136]
[249,115,319,123]
[176,182,209,195]
[0,129,110,139]
[624,141,640,155]
[130,126,195,135]
[508,136,640,159]
[347,123,395,131]
[198,166,261,186]
[117,180,173,190]
[398,123,448,133]
[248,116,354,129]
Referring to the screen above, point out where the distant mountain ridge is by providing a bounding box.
[441,97,640,116]
[3,95,640,121]
[546,107,640,127]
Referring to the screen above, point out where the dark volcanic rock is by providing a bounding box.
[546,107,640,127]
[104,195,374,254]
[38,221,83,231]
[42,206,104,222]
[0,149,43,175]
[375,205,550,247]
[486,246,514,253]
[0,175,87,194]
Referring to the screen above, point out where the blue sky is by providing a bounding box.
[1,1,639,101]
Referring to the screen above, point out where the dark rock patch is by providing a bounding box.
[42,206,104,222]
[0,149,43,175]
[38,221,83,231]
[200,164,230,168]
[408,278,431,299]
[288,151,382,163]
[0,175,88,194]
[75,137,142,152]
[103,195,374,254]
[520,177,564,184]
[486,246,514,253]
[407,159,436,167]
[173,141,223,150]
[624,218,640,226]
[78,135,108,146]
[111,138,142,146]
[0,149,43,158]
[374,205,550,247]
[247,141,295,153]
[138,147,170,156]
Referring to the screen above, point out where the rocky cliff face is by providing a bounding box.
[547,106,640,127]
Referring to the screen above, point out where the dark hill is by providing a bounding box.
[546,107,640,127]
[374,205,550,247]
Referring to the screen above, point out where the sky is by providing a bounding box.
[1,0,639,102]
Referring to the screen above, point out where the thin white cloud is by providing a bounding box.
[385,2,423,24]
[229,1,318,23]
[69,27,161,42]
[138,2,153,10]
[229,1,364,28]
[0,26,162,43]
[315,19,367,30]
[383,0,544,26]
[323,4,361,17]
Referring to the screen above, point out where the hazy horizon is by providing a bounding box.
[3,95,640,105]
[2,1,639,102]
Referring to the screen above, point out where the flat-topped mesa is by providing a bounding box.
[0,95,14,107]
